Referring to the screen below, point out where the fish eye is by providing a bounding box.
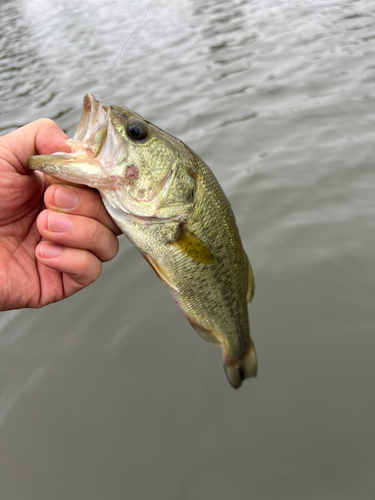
[127,120,148,141]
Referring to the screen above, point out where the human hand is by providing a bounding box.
[0,118,121,311]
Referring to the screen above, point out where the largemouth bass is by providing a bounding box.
[28,94,257,389]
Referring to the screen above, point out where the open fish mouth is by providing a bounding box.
[28,94,117,189]
[28,93,181,218]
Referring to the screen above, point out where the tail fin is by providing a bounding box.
[223,340,257,389]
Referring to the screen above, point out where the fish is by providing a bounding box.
[28,94,257,389]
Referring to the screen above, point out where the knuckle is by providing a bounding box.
[89,256,102,282]
[89,222,119,262]
[90,221,103,248]
[36,117,55,128]
[103,236,119,262]
[91,192,120,234]
[79,188,102,219]
[76,252,102,285]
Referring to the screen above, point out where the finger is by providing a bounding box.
[2,118,70,175]
[43,183,121,235]
[37,209,119,262]
[36,242,102,291]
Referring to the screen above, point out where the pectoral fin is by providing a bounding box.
[245,252,255,303]
[171,227,215,265]
[142,253,179,292]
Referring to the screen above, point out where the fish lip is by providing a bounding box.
[72,93,109,157]
[74,94,101,141]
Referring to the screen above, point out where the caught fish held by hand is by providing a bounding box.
[28,94,257,389]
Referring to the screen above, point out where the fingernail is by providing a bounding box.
[48,212,73,232]
[39,243,62,258]
[53,186,79,209]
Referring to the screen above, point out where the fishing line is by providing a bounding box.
[103,0,154,98]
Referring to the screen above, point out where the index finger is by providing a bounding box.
[0,118,70,175]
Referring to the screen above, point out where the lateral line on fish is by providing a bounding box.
[103,0,155,98]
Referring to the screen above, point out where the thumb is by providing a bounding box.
[0,118,70,175]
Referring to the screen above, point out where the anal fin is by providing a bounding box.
[142,253,179,292]
[187,318,220,345]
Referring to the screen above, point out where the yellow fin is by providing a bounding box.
[171,228,215,265]
[142,253,179,292]
[245,252,255,303]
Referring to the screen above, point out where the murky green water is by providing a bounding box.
[1,0,375,498]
